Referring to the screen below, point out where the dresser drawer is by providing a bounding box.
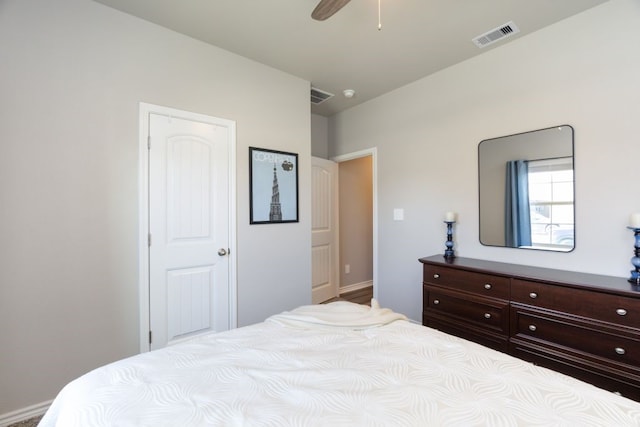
[423,264,510,299]
[512,307,640,366]
[509,340,640,401]
[512,279,640,328]
[424,317,509,353]
[425,286,509,334]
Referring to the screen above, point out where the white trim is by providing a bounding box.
[331,148,378,301]
[0,400,52,427]
[138,103,237,354]
[339,280,373,295]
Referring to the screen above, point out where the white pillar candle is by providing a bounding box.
[630,213,640,228]
[445,212,457,222]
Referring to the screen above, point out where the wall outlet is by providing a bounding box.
[345,264,350,274]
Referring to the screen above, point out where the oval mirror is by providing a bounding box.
[478,125,574,252]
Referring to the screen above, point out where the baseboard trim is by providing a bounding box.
[0,400,52,427]
[339,280,373,295]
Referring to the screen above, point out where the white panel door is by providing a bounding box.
[311,157,339,304]
[149,113,230,350]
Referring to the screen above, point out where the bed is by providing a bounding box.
[39,300,640,426]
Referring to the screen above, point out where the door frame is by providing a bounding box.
[332,147,378,300]
[138,102,237,353]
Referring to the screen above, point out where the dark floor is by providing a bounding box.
[8,416,41,427]
[322,285,373,306]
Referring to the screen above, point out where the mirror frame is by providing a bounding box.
[478,125,575,252]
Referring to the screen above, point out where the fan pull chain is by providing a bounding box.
[378,0,382,30]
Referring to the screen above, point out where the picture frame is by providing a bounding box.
[249,147,299,224]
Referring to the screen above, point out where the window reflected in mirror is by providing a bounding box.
[528,158,574,248]
[479,125,575,252]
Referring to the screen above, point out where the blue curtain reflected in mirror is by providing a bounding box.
[505,160,531,247]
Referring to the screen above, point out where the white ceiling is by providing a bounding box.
[94,0,608,117]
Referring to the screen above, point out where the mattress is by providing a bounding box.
[39,300,640,426]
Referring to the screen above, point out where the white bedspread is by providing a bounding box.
[39,301,640,426]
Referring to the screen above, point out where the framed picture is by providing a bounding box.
[249,147,299,224]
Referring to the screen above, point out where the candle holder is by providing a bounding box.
[444,221,456,260]
[629,227,640,285]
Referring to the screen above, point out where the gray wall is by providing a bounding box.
[0,0,311,416]
[330,0,640,321]
[311,113,330,159]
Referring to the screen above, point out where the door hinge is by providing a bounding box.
[148,233,152,247]
[149,330,152,344]
[147,135,151,150]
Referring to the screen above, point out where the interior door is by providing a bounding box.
[311,157,339,303]
[148,113,230,350]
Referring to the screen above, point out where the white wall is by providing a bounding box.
[0,0,310,416]
[330,0,640,321]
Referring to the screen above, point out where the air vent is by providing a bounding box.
[472,21,520,48]
[311,87,334,105]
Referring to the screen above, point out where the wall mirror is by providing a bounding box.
[478,125,574,252]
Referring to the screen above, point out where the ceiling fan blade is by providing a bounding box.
[311,0,352,21]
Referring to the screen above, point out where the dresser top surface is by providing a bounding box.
[419,255,640,297]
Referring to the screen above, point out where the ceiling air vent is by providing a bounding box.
[472,21,520,48]
[311,87,334,105]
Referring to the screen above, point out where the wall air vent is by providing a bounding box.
[472,21,520,48]
[311,87,334,105]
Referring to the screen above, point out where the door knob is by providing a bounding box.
[218,248,228,256]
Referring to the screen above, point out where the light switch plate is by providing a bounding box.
[393,208,404,221]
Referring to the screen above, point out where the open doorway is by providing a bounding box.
[334,148,377,303]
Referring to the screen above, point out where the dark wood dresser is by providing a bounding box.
[419,255,640,401]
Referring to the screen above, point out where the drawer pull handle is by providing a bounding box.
[529,292,538,299]
[616,308,628,316]
[615,347,626,355]
[433,274,440,279]
[528,325,537,332]
[433,299,440,305]
[484,313,491,319]
[484,283,492,290]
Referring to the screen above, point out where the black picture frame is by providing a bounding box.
[249,147,299,224]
